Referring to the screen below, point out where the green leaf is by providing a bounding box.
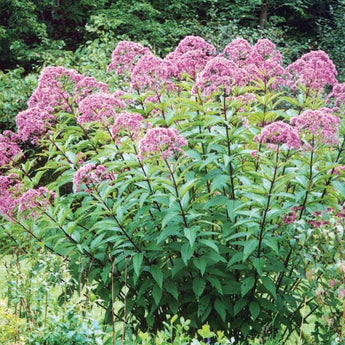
[193,277,206,299]
[215,299,227,322]
[234,298,248,316]
[207,276,223,295]
[198,295,212,322]
[252,257,265,276]
[181,242,193,266]
[243,239,259,262]
[165,281,179,300]
[150,266,163,288]
[184,227,197,248]
[193,257,207,276]
[133,253,144,276]
[262,237,279,255]
[241,276,255,297]
[211,175,229,192]
[261,276,277,300]
[199,239,219,253]
[152,284,162,305]
[227,252,243,268]
[249,301,260,320]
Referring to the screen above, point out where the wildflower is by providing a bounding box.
[0,174,23,218]
[287,50,338,92]
[107,40,151,75]
[130,52,175,92]
[0,131,23,167]
[193,57,248,95]
[327,82,345,107]
[29,66,107,112]
[290,108,340,145]
[18,187,57,219]
[139,127,188,160]
[77,92,126,125]
[164,35,216,79]
[254,121,301,149]
[220,38,252,67]
[73,163,115,193]
[111,112,144,140]
[247,38,288,88]
[16,106,55,144]
[339,288,345,299]
[332,166,345,175]
[284,206,303,224]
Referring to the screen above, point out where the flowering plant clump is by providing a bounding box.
[2,35,345,343]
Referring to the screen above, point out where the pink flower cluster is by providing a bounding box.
[16,107,56,144]
[139,127,188,160]
[290,108,340,145]
[328,83,345,107]
[130,52,174,91]
[248,39,288,87]
[287,50,338,91]
[29,66,108,112]
[332,165,345,175]
[18,187,57,219]
[107,40,151,75]
[0,173,23,218]
[0,131,23,167]
[77,92,126,125]
[284,206,303,224]
[220,38,252,67]
[0,174,56,219]
[164,36,216,79]
[73,163,115,193]
[111,112,144,140]
[254,121,301,149]
[193,57,248,95]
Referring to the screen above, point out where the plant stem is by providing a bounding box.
[165,159,188,227]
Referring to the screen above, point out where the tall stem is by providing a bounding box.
[222,94,235,199]
[165,160,188,228]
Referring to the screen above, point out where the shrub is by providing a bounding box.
[1,35,345,342]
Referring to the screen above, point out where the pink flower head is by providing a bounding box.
[0,173,23,218]
[193,56,248,95]
[247,39,288,87]
[107,40,151,75]
[333,165,345,175]
[74,76,108,104]
[18,187,57,219]
[73,163,115,193]
[227,93,257,113]
[220,38,252,67]
[111,112,144,140]
[328,83,345,107]
[16,106,55,144]
[339,288,345,299]
[130,52,176,91]
[29,66,107,111]
[284,206,303,224]
[0,131,23,167]
[28,66,84,111]
[77,92,126,125]
[290,108,340,145]
[139,127,188,160]
[164,36,216,79]
[288,50,338,92]
[254,121,301,149]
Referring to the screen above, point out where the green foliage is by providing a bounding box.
[0,303,25,344]
[0,251,105,345]
[0,68,38,131]
[1,35,345,343]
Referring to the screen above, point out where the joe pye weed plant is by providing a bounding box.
[1,35,345,343]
